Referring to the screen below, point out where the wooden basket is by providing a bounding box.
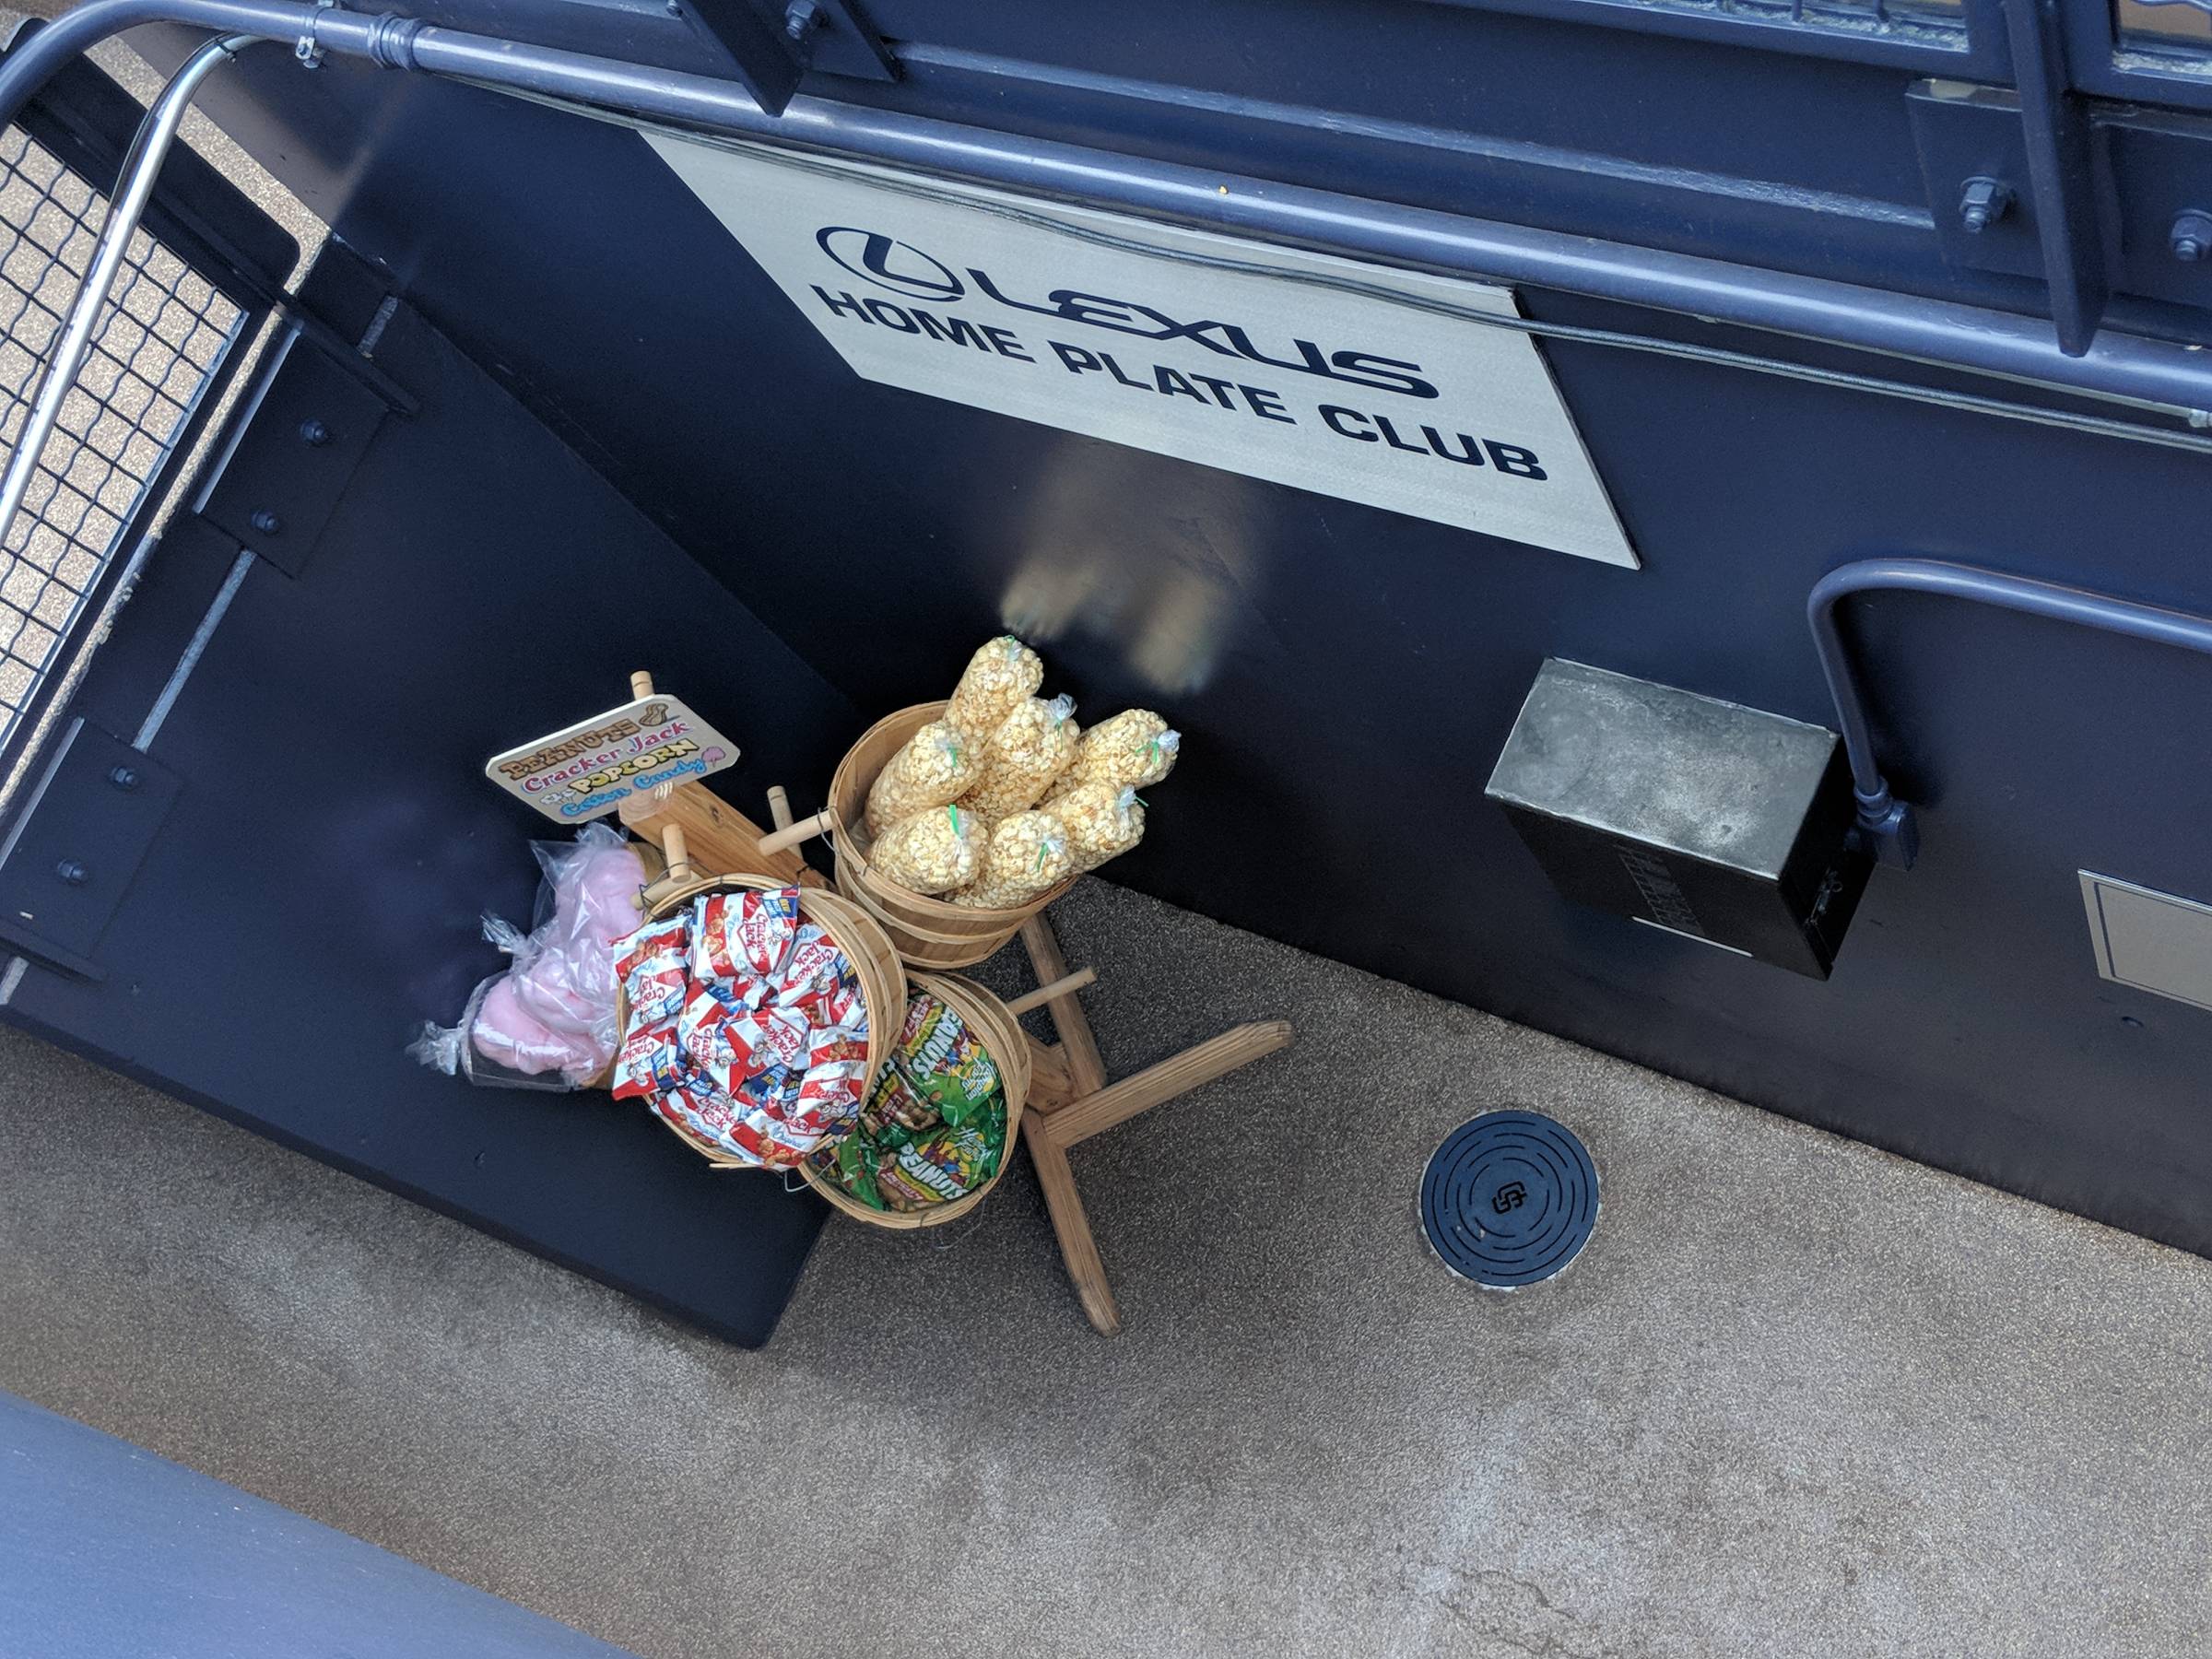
[800,970,1030,1230]
[618,863,907,1171]
[761,700,1078,969]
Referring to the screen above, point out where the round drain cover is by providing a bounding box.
[1420,1110,1598,1288]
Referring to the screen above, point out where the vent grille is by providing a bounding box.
[0,123,244,750]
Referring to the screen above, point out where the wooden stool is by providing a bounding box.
[1008,916,1291,1334]
[626,765,1292,1335]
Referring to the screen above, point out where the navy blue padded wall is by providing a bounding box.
[4,250,857,1347]
[124,21,2212,1260]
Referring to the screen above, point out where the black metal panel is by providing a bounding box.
[0,720,179,976]
[4,273,860,1347]
[198,330,394,576]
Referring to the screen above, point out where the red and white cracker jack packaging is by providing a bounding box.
[675,987,747,1093]
[771,925,845,1008]
[807,1024,869,1069]
[610,1021,682,1101]
[690,888,800,982]
[728,1003,810,1076]
[793,1059,868,1132]
[613,916,688,1024]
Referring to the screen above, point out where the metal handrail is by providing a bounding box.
[6,0,2212,430]
[0,33,258,571]
[1808,558,2212,871]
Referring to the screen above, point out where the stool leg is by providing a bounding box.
[1024,1113,1121,1336]
[1019,915,1106,1096]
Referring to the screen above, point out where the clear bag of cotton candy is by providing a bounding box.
[408,821,651,1089]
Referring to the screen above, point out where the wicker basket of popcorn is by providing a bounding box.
[758,638,1173,970]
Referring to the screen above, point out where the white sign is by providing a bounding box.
[645,136,1637,569]
[486,694,738,823]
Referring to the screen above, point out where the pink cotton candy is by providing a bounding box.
[565,843,647,945]
[472,973,604,1077]
[511,947,601,1033]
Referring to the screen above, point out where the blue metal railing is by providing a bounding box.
[6,0,2212,434]
[1808,558,2212,870]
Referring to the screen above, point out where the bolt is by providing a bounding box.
[783,0,822,41]
[54,859,88,887]
[664,0,680,14]
[1958,176,2012,234]
[2172,211,2212,263]
[250,509,282,535]
[299,418,330,446]
[108,764,138,792]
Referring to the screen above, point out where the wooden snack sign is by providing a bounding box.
[486,695,738,823]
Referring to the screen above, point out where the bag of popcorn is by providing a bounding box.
[1053,782,1145,874]
[950,810,1075,909]
[865,719,984,836]
[959,694,1078,826]
[869,802,984,896]
[1047,709,1179,800]
[945,635,1042,740]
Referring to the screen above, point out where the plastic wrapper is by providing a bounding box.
[1053,782,1147,874]
[877,1123,1001,1209]
[865,719,985,837]
[891,986,1001,1126]
[869,802,984,895]
[692,888,798,981]
[808,1004,1008,1212]
[950,810,1075,909]
[959,693,1079,826]
[943,634,1042,740]
[409,823,648,1089]
[598,883,875,1169]
[1048,709,1180,798]
[614,916,689,1026]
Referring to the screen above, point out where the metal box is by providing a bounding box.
[1486,660,1870,979]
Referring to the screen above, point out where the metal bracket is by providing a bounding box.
[2094,108,2212,312]
[194,327,393,578]
[782,0,897,82]
[0,720,181,980]
[294,0,335,67]
[1911,82,2047,282]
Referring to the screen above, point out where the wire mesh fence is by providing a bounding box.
[0,123,244,751]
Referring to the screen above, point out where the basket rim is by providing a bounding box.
[617,871,903,1172]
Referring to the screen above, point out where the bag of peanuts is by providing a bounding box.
[945,635,1042,739]
[959,693,1078,825]
[951,809,1075,909]
[865,718,983,836]
[869,802,985,895]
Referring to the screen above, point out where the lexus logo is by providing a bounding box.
[815,227,965,301]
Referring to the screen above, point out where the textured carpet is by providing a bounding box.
[3,877,2208,1659]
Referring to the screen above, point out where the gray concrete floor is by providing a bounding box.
[3,877,2210,1658]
